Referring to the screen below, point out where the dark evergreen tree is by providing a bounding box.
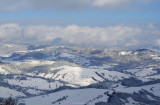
[5,97,15,105]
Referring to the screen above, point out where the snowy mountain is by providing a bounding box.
[0,44,160,105]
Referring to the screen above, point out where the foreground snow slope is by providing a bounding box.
[0,87,26,98]
[18,88,109,105]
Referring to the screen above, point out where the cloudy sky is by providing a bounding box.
[0,0,160,49]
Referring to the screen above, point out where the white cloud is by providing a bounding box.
[0,0,152,11]
[0,23,159,48]
[0,23,22,42]
[92,0,131,8]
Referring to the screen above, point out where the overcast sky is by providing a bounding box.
[0,0,160,49]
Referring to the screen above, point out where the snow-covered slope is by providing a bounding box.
[18,88,110,105]
[0,44,160,105]
[0,87,26,98]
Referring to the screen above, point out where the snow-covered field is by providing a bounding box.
[114,83,160,97]
[5,77,63,90]
[18,88,109,105]
[0,87,26,98]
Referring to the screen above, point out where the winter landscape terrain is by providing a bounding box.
[0,44,160,105]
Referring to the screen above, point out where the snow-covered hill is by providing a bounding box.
[0,44,160,105]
